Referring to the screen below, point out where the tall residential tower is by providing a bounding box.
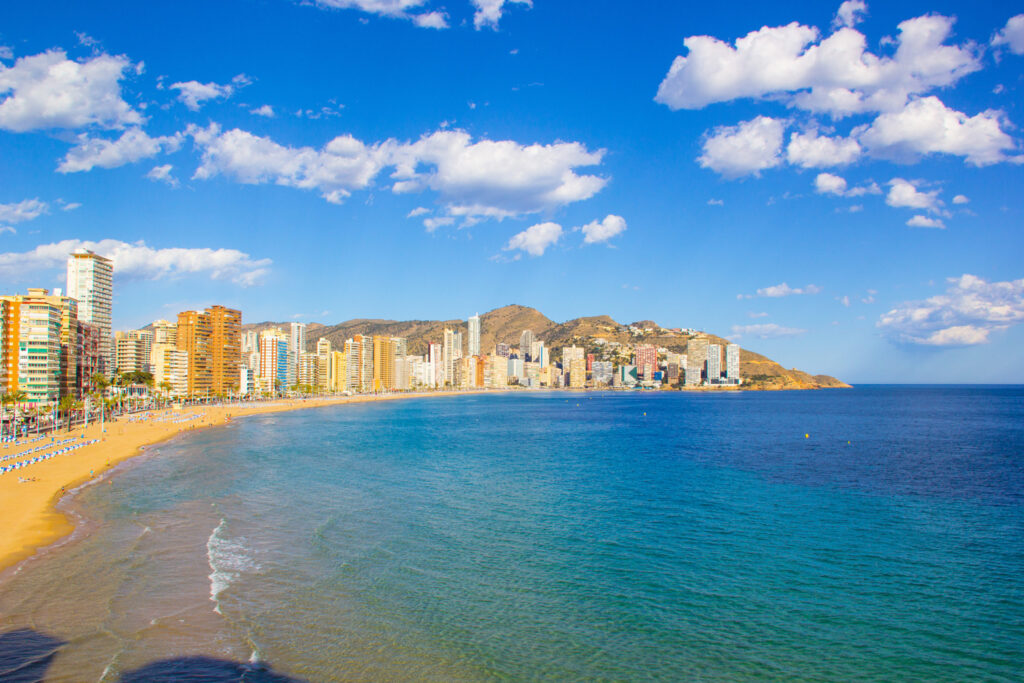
[67,249,113,376]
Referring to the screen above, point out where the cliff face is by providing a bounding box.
[244,305,849,389]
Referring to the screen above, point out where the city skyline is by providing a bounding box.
[1,1,1023,384]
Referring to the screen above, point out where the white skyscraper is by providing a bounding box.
[520,329,534,360]
[443,328,463,386]
[707,344,722,384]
[468,313,481,357]
[67,249,114,376]
[289,322,306,357]
[726,344,740,381]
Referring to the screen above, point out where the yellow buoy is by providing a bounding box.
[805,433,809,438]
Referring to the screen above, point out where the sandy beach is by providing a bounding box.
[0,391,480,575]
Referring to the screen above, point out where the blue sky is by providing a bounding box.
[1,0,1022,383]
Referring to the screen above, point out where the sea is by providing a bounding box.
[1,387,1022,682]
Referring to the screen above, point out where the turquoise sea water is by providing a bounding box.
[1,387,1023,681]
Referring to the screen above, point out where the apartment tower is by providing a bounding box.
[67,249,113,376]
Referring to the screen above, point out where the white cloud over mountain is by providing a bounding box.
[504,221,561,257]
[739,282,822,299]
[190,124,607,220]
[878,274,1024,345]
[730,323,807,339]
[0,49,142,131]
[0,239,271,286]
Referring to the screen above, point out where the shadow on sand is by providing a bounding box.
[0,628,65,682]
[118,655,308,682]
[0,628,307,682]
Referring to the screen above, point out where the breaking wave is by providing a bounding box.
[206,518,258,615]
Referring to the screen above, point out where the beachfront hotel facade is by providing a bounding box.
[0,288,102,403]
[67,249,113,378]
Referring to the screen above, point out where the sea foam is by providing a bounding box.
[206,518,258,615]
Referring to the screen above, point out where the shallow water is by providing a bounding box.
[1,388,1022,681]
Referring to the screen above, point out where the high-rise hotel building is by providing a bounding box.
[468,313,481,357]
[177,305,242,397]
[686,337,708,386]
[67,249,113,376]
[707,344,722,383]
[726,344,740,381]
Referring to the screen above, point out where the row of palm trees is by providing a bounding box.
[2,371,130,438]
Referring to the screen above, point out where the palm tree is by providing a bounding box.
[58,394,77,433]
[158,381,172,407]
[0,392,11,440]
[9,390,27,439]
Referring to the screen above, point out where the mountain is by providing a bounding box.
[243,305,848,390]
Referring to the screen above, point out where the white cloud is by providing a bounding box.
[787,129,861,168]
[190,125,607,219]
[312,0,450,29]
[250,104,275,117]
[61,202,82,212]
[423,216,454,231]
[992,15,1024,55]
[58,127,182,173]
[0,239,271,286]
[579,214,626,245]
[814,172,879,197]
[748,311,769,318]
[504,221,561,257]
[0,49,142,131]
[472,0,531,30]
[655,11,981,117]
[707,198,724,206]
[171,76,247,111]
[0,198,48,224]
[698,116,785,177]
[407,206,430,217]
[412,11,448,29]
[906,215,944,229]
[859,96,1018,166]
[833,1,867,30]
[878,274,1024,345]
[146,164,178,187]
[730,323,807,339]
[952,194,969,205]
[837,295,851,306]
[739,282,822,299]
[0,46,13,61]
[390,130,606,219]
[189,123,387,204]
[886,178,942,213]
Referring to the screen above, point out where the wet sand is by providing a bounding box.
[0,391,482,574]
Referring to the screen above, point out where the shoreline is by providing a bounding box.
[0,390,486,577]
